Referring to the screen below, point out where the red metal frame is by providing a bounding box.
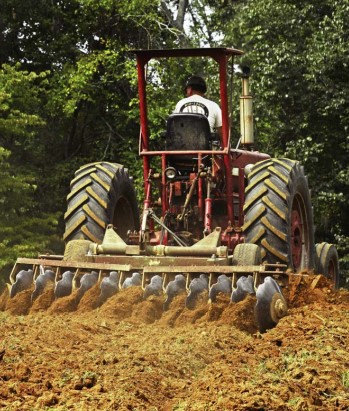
[134,48,244,222]
[133,48,269,246]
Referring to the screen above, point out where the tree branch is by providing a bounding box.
[160,0,191,47]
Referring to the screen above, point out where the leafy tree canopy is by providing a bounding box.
[225,0,349,276]
[0,0,348,282]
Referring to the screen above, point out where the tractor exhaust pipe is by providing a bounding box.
[238,66,254,148]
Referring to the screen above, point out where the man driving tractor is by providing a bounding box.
[174,75,222,137]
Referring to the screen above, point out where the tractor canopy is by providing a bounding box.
[132,47,244,156]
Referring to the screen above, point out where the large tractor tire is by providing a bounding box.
[63,162,139,244]
[243,158,315,272]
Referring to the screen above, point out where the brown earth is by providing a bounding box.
[0,276,349,411]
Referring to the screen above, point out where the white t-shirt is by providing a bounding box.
[174,95,222,132]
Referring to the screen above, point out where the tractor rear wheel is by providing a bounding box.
[315,242,339,288]
[63,162,139,244]
[243,158,315,271]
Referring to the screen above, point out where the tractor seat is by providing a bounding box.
[166,113,211,151]
[165,113,211,171]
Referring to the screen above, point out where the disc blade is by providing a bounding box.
[208,274,232,303]
[10,270,34,298]
[185,274,208,309]
[231,275,254,303]
[164,274,186,310]
[255,276,287,333]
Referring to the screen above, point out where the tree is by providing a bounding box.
[0,0,198,277]
[0,65,60,276]
[1,0,347,284]
[225,0,349,281]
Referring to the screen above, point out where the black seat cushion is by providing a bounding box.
[166,113,211,151]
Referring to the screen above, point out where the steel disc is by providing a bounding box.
[10,270,34,298]
[231,275,254,303]
[255,277,287,333]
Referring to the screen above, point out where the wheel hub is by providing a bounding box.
[270,292,288,323]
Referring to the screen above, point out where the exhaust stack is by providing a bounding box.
[239,66,254,147]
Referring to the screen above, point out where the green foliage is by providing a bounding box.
[225,0,349,279]
[0,0,348,283]
[0,62,61,278]
[0,0,186,277]
[0,148,61,276]
[0,64,47,137]
[343,370,349,389]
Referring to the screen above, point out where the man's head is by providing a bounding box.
[185,76,207,95]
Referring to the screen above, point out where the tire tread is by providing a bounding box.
[244,158,315,269]
[63,162,139,244]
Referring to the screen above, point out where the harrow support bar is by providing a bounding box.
[91,226,228,258]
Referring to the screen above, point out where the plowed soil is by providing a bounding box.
[0,276,349,411]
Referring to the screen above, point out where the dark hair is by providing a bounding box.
[185,76,207,93]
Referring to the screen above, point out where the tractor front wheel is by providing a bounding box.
[315,242,339,288]
[233,243,262,266]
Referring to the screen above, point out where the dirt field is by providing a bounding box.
[0,276,349,411]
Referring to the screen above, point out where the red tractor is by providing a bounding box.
[7,48,339,332]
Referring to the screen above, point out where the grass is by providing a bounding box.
[287,397,303,407]
[59,370,73,387]
[0,311,10,323]
[281,349,319,370]
[173,401,188,410]
[342,370,349,389]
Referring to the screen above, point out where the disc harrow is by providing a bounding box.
[6,252,289,333]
